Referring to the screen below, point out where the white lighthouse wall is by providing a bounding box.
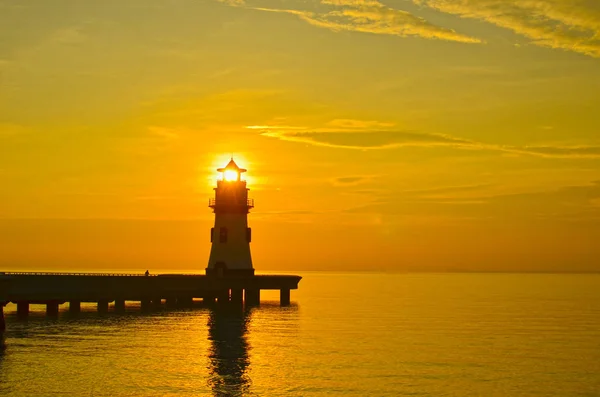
[207,213,253,270]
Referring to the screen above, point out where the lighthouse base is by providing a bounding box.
[205,268,255,278]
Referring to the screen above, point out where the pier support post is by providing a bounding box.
[141,299,151,312]
[177,296,193,308]
[245,289,260,306]
[280,289,291,306]
[69,301,81,313]
[152,298,162,309]
[0,304,5,332]
[231,289,243,305]
[114,299,125,312]
[217,289,230,305]
[97,300,109,313]
[166,297,177,308]
[47,302,59,316]
[17,302,29,318]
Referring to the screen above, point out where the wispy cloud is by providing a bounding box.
[219,0,482,43]
[515,145,600,158]
[326,119,396,129]
[258,128,474,150]
[344,181,600,223]
[49,26,87,45]
[402,183,495,196]
[113,126,187,156]
[477,181,600,222]
[0,123,27,137]
[331,175,375,186]
[148,126,181,141]
[413,0,600,57]
[218,0,246,5]
[250,123,600,158]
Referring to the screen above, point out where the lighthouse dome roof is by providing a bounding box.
[217,158,247,173]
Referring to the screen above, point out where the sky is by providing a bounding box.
[1,0,600,273]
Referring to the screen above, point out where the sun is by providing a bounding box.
[223,169,239,181]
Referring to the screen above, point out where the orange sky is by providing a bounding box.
[1,0,600,272]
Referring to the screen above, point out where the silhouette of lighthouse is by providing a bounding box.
[206,158,255,277]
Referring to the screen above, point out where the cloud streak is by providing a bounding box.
[344,181,600,224]
[216,0,600,54]
[0,123,27,137]
[332,175,374,186]
[413,0,600,57]
[251,124,600,158]
[361,185,600,230]
[219,0,481,43]
[255,2,481,43]
[259,128,474,150]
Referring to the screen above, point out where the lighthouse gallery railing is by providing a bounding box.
[209,198,254,208]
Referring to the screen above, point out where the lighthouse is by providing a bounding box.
[206,158,255,277]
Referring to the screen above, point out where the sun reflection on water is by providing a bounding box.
[207,307,252,396]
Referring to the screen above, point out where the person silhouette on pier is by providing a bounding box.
[144,270,149,276]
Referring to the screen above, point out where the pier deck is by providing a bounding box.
[0,273,301,328]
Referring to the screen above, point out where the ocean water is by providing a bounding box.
[1,272,599,396]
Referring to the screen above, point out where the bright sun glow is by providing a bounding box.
[224,170,239,181]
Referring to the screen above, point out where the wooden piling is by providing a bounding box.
[69,301,81,313]
[98,300,109,313]
[231,289,243,305]
[245,289,260,306]
[166,297,177,308]
[141,299,151,312]
[114,299,125,312]
[47,301,59,316]
[151,298,162,309]
[280,289,291,306]
[216,289,230,304]
[17,302,29,318]
[0,305,5,332]
[177,296,193,308]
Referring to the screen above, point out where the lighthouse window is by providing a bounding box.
[219,227,228,243]
[246,228,252,242]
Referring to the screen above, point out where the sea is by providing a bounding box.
[1,272,599,396]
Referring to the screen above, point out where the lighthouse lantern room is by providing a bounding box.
[206,159,255,277]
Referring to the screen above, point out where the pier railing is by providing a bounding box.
[0,272,157,277]
[0,272,296,278]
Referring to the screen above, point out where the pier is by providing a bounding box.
[0,160,303,333]
[0,272,301,325]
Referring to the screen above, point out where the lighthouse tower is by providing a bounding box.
[206,159,255,277]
